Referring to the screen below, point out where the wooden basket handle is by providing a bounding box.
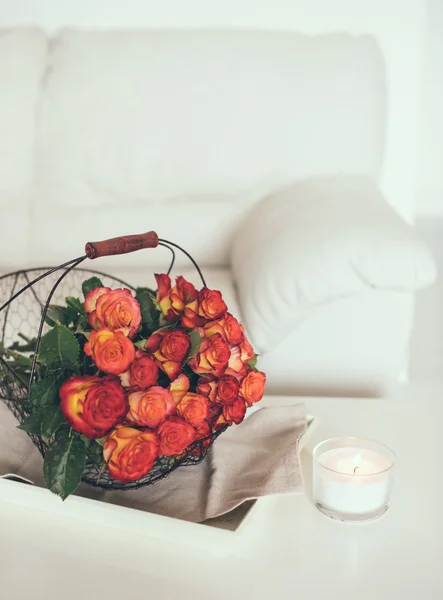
[85,231,159,259]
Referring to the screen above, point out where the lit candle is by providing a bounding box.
[313,437,396,522]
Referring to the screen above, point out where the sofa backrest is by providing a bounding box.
[2,29,386,269]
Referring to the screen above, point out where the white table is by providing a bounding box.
[1,385,442,600]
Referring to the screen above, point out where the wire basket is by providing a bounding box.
[0,232,225,491]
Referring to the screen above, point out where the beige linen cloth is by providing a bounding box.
[0,400,307,522]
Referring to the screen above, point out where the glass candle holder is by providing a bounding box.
[313,437,396,522]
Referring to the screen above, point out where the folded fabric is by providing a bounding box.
[0,401,307,522]
[232,174,437,353]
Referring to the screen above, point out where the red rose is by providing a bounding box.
[188,333,230,377]
[86,288,141,338]
[145,329,190,380]
[240,371,266,406]
[203,313,244,345]
[103,427,159,483]
[127,386,176,428]
[120,350,158,390]
[198,288,227,321]
[176,392,209,427]
[84,328,136,375]
[157,416,197,456]
[217,375,240,406]
[223,396,246,425]
[60,375,128,439]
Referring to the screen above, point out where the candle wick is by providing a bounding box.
[353,465,359,473]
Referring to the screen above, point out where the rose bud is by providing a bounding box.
[216,375,240,406]
[188,333,230,377]
[84,328,136,375]
[176,392,209,427]
[146,329,190,380]
[120,350,158,390]
[127,386,176,428]
[87,288,141,338]
[103,426,159,483]
[223,396,247,425]
[198,288,227,321]
[240,371,266,406]
[60,375,128,439]
[203,313,244,345]
[169,374,190,404]
[155,273,176,322]
[157,416,197,456]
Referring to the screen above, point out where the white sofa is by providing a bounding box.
[0,28,436,396]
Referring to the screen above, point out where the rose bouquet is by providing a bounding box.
[0,271,265,499]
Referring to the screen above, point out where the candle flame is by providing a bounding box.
[353,453,362,474]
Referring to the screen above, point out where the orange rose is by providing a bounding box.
[60,375,128,439]
[86,288,141,338]
[85,328,136,375]
[155,274,200,325]
[212,413,229,431]
[103,426,159,483]
[157,416,197,456]
[223,396,246,425]
[169,374,190,404]
[203,313,244,345]
[120,350,158,390]
[176,392,209,427]
[145,329,190,380]
[198,288,227,321]
[127,386,175,428]
[188,333,230,377]
[240,371,266,406]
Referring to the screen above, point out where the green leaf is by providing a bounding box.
[29,376,58,407]
[187,330,202,361]
[135,289,158,332]
[82,277,104,299]
[44,305,69,327]
[65,296,86,315]
[134,339,148,350]
[38,325,80,368]
[87,440,104,465]
[40,406,66,438]
[247,354,259,370]
[43,429,86,500]
[17,408,46,434]
[135,286,155,296]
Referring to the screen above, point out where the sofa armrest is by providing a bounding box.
[231,175,437,353]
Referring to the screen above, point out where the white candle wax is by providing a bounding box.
[313,443,394,515]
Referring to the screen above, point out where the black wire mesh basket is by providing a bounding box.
[0,232,225,491]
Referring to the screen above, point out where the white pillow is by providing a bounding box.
[232,175,437,353]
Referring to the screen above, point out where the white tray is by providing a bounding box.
[0,476,268,555]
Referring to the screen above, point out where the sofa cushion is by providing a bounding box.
[232,175,437,353]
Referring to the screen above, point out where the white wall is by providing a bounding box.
[416,0,443,217]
